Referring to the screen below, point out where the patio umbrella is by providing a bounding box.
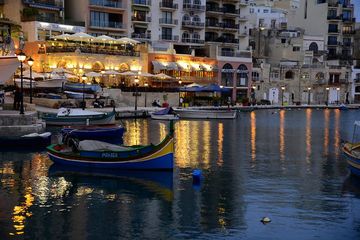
[103,70,120,75]
[137,72,154,77]
[154,73,172,79]
[116,37,140,44]
[94,35,115,46]
[119,71,136,76]
[202,83,230,92]
[186,83,202,88]
[85,71,102,77]
[67,32,94,44]
[51,33,71,41]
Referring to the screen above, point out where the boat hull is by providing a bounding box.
[61,125,125,144]
[174,109,237,119]
[0,134,52,151]
[64,83,101,93]
[47,136,174,170]
[43,111,116,126]
[343,143,360,177]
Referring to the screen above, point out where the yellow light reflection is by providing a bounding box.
[250,111,256,163]
[305,109,312,165]
[334,109,340,157]
[11,187,34,236]
[202,121,211,169]
[123,120,147,146]
[217,123,224,167]
[174,121,200,168]
[279,110,285,162]
[159,122,167,142]
[323,109,330,156]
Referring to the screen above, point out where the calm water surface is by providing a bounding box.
[1,109,360,239]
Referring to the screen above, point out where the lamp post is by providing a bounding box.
[144,82,148,107]
[134,76,139,111]
[336,87,340,104]
[81,74,87,110]
[307,87,311,105]
[252,85,256,105]
[178,79,182,107]
[281,86,285,106]
[27,57,34,104]
[325,87,329,105]
[17,51,26,114]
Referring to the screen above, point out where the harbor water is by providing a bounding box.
[0,109,360,239]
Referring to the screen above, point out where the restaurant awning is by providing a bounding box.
[166,62,178,71]
[152,61,167,72]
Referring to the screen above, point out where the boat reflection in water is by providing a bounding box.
[48,164,174,201]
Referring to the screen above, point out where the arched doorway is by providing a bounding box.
[92,61,104,72]
[236,64,248,86]
[221,63,233,87]
[309,42,318,53]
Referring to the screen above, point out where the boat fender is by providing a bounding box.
[86,119,90,126]
[192,169,202,185]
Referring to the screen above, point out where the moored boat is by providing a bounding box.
[151,107,179,120]
[342,121,360,177]
[174,108,237,119]
[43,108,116,126]
[64,82,101,93]
[47,126,174,170]
[64,90,95,99]
[61,124,125,144]
[0,132,52,151]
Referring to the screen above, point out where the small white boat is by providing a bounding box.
[151,107,179,121]
[15,77,67,89]
[64,91,95,99]
[174,108,237,119]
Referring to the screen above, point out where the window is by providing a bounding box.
[293,46,300,52]
[285,71,294,79]
[281,38,286,44]
[194,0,201,5]
[193,15,201,22]
[162,27,172,40]
[193,32,200,39]
[263,9,269,13]
[250,8,254,13]
[182,32,190,42]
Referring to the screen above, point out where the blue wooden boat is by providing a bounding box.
[47,124,174,170]
[61,124,125,144]
[64,82,101,93]
[43,108,116,126]
[0,132,52,151]
[64,91,95,99]
[343,121,360,177]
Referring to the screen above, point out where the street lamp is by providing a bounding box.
[27,57,34,104]
[336,87,340,104]
[325,87,330,105]
[178,79,182,107]
[17,51,26,114]
[307,87,311,105]
[134,76,139,111]
[281,86,285,106]
[144,82,148,107]
[81,74,87,110]
[252,85,256,105]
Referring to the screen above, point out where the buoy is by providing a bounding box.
[261,217,271,224]
[192,169,202,185]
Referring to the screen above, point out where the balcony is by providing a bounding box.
[206,22,238,30]
[219,50,251,58]
[206,7,239,15]
[90,20,125,30]
[206,37,239,44]
[89,0,123,9]
[238,16,248,22]
[239,0,249,7]
[328,28,339,34]
[181,38,205,44]
[23,0,63,10]
[182,21,205,29]
[131,33,151,41]
[159,1,178,10]
[327,41,339,46]
[132,0,151,7]
[343,17,356,23]
[182,3,205,12]
[132,16,151,23]
[343,42,353,47]
[159,34,179,41]
[159,18,178,26]
[327,15,341,21]
[343,30,355,35]
[44,45,140,57]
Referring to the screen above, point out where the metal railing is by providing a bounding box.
[159,18,178,25]
[181,38,205,44]
[159,2,178,9]
[90,20,124,29]
[159,34,179,41]
[23,0,63,8]
[44,45,140,57]
[182,3,205,11]
[89,0,123,8]
[131,33,151,39]
[182,21,205,28]
[132,0,151,6]
[132,16,151,22]
[218,50,252,58]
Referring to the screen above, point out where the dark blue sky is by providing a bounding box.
[354,1,360,21]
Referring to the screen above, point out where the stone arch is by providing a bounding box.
[309,42,318,53]
[183,14,190,22]
[182,32,190,42]
[193,32,200,39]
[237,64,248,86]
[221,63,234,87]
[92,61,104,72]
[285,70,294,79]
[119,63,129,72]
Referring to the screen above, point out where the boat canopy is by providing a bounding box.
[78,140,131,151]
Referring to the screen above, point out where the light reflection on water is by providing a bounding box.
[0,109,360,239]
